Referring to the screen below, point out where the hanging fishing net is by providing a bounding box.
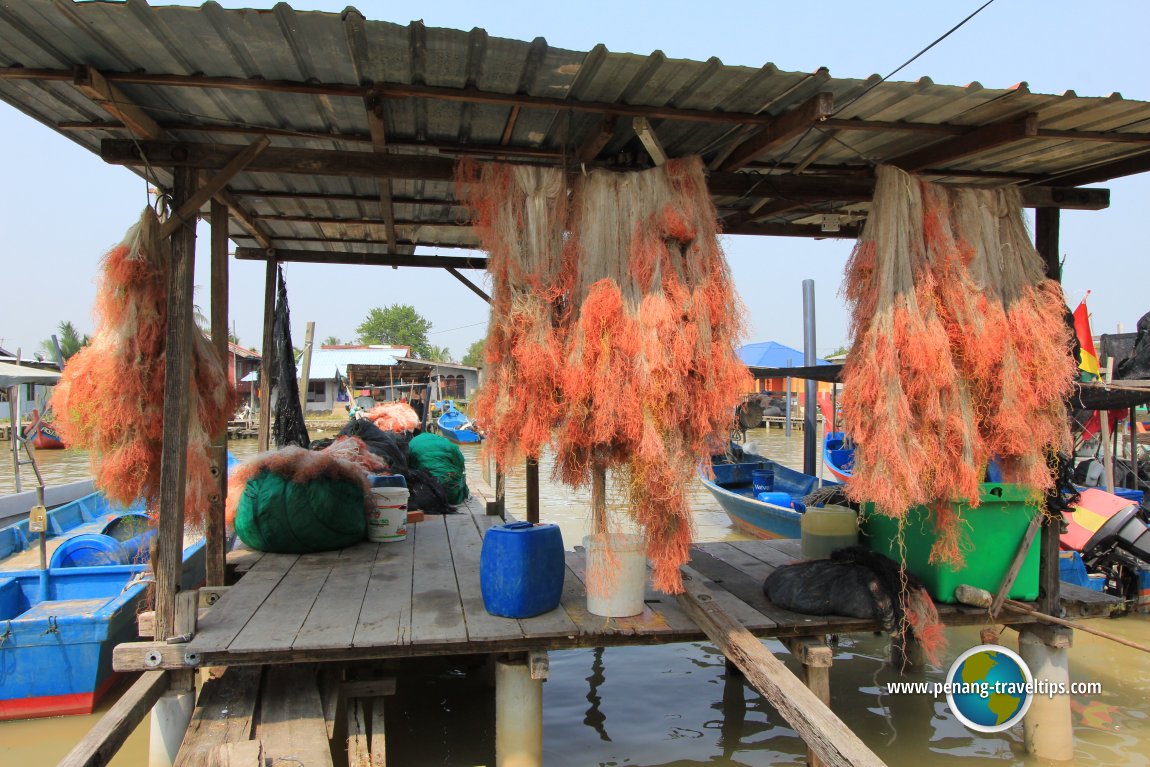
[272,267,310,449]
[842,166,1075,565]
[52,208,235,527]
[460,157,748,593]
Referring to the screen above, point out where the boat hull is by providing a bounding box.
[22,418,65,450]
[699,475,799,539]
[0,541,204,719]
[437,425,483,445]
[824,432,853,483]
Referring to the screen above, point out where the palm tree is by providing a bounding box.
[40,321,90,364]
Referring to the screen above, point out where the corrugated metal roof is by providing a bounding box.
[2,2,1148,255]
[305,346,407,378]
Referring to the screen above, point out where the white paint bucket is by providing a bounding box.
[583,533,647,617]
[368,486,409,542]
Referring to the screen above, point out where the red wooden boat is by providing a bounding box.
[22,409,65,450]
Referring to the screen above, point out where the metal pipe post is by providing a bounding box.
[784,357,792,438]
[801,279,817,475]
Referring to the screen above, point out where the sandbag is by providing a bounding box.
[235,469,366,553]
[408,432,470,505]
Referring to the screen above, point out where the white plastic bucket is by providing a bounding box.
[367,486,409,542]
[583,533,647,617]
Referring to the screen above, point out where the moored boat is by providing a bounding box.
[436,402,483,445]
[21,409,65,450]
[700,446,838,539]
[824,431,853,483]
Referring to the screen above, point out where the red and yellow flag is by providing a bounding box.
[1073,292,1100,378]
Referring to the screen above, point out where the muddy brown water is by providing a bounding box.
[1,428,1146,766]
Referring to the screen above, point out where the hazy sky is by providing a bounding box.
[2,1,1147,361]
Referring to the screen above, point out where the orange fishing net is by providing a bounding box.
[460,157,748,593]
[363,402,420,433]
[52,209,235,527]
[843,166,1074,565]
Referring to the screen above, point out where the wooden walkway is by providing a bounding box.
[112,514,1114,673]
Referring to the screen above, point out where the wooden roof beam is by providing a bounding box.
[70,66,275,250]
[72,65,163,140]
[445,267,491,303]
[1038,148,1150,187]
[890,112,1038,172]
[633,117,667,165]
[235,248,487,270]
[576,115,617,163]
[158,136,270,240]
[719,92,834,172]
[364,92,399,251]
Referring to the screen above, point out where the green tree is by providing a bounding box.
[462,338,486,368]
[322,335,342,346]
[40,321,90,363]
[356,304,433,359]
[426,345,453,363]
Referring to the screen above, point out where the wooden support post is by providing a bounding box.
[155,166,198,649]
[298,321,315,415]
[633,117,667,165]
[495,469,506,517]
[58,671,169,767]
[1035,206,1062,618]
[784,637,834,767]
[445,266,492,303]
[525,458,540,524]
[207,199,229,587]
[1101,358,1116,492]
[1018,626,1075,760]
[257,260,277,452]
[676,569,885,767]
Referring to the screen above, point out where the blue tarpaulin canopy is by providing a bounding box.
[737,342,829,369]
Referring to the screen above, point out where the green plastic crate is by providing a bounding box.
[861,484,1042,604]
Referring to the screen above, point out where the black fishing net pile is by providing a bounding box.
[1117,310,1150,380]
[335,418,454,515]
[271,267,309,449]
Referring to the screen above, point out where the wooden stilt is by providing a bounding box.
[525,458,540,523]
[207,199,229,587]
[785,637,834,767]
[256,259,276,452]
[155,166,198,645]
[1035,206,1063,620]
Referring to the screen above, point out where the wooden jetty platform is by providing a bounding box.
[114,516,1113,674]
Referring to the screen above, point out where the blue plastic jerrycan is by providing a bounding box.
[480,521,565,618]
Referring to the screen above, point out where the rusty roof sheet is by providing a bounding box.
[2,1,1149,254]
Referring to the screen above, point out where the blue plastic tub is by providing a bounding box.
[480,522,564,618]
[49,535,129,569]
[751,469,775,494]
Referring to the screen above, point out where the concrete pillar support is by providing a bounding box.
[1018,625,1074,761]
[148,688,195,767]
[495,654,543,767]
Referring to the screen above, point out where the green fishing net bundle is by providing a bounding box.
[408,432,470,505]
[234,469,366,553]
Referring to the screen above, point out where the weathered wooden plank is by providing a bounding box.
[353,523,416,648]
[260,666,334,767]
[229,551,342,653]
[409,516,469,645]
[677,568,886,767]
[207,198,229,589]
[57,671,169,767]
[443,514,525,643]
[205,741,262,767]
[225,546,264,576]
[186,553,297,655]
[293,543,379,651]
[174,666,262,767]
[347,698,371,767]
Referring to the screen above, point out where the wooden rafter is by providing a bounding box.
[633,117,667,165]
[69,66,274,250]
[100,139,1111,211]
[235,248,487,269]
[445,267,491,303]
[576,115,617,163]
[72,65,162,140]
[1038,147,1150,187]
[890,113,1039,172]
[158,136,270,239]
[719,92,834,172]
[365,91,399,251]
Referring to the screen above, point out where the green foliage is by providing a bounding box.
[426,345,454,363]
[322,335,342,346]
[356,305,433,358]
[40,321,90,363]
[462,338,486,368]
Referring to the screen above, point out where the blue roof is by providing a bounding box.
[301,347,406,380]
[737,341,829,369]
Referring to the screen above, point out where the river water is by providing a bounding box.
[2,427,1147,766]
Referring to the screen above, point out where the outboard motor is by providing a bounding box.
[1081,501,1150,570]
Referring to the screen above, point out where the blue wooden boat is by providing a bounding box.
[437,402,483,445]
[824,431,854,483]
[700,447,838,539]
[0,454,238,719]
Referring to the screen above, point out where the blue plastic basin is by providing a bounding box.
[49,534,130,569]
